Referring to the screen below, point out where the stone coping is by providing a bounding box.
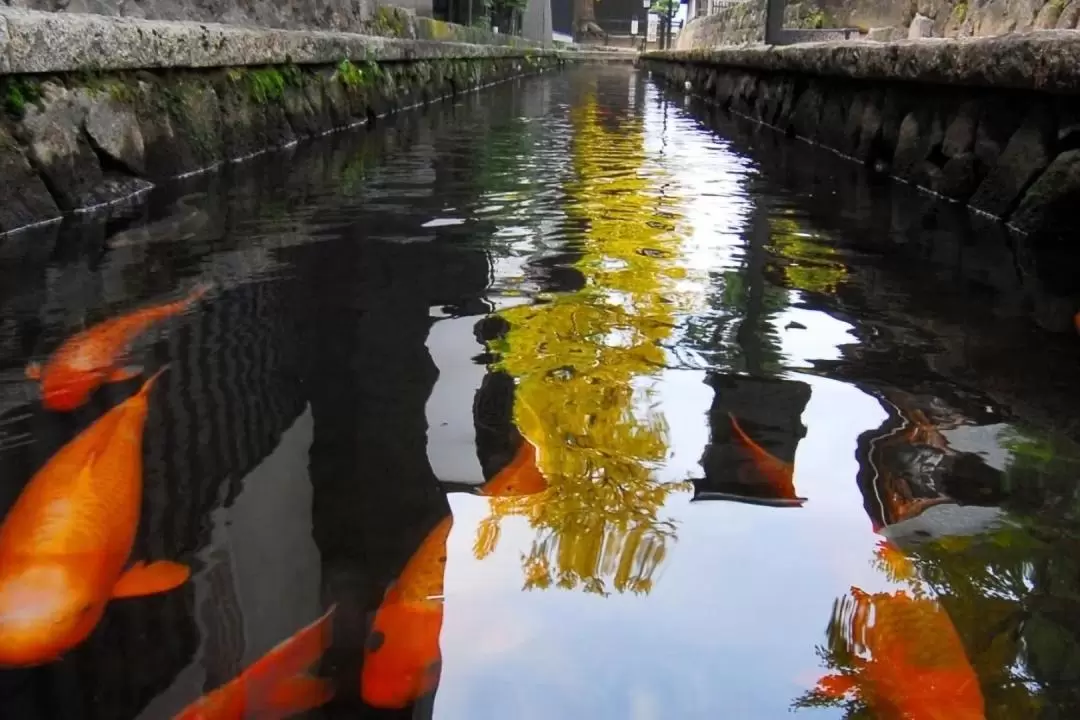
[0,7,550,75]
[645,31,1080,93]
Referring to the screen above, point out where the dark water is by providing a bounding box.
[2,65,1080,719]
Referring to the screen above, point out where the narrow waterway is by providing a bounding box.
[1,66,1079,719]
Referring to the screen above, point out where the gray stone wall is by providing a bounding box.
[4,0,375,33]
[677,0,1080,49]
[816,0,1080,38]
[644,37,1080,236]
[676,1,767,50]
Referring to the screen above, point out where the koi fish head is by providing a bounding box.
[40,370,100,412]
[0,562,103,666]
[361,601,444,709]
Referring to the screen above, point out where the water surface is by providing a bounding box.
[2,66,1079,719]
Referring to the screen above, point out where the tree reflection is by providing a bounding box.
[474,83,692,596]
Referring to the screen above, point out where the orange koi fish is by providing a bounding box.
[26,283,211,411]
[0,367,189,667]
[476,439,547,498]
[815,587,985,719]
[728,413,804,505]
[174,605,337,720]
[361,515,452,709]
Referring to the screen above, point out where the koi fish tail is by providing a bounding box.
[728,413,797,496]
[728,413,764,458]
[247,605,337,686]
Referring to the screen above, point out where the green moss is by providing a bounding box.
[2,76,42,119]
[247,68,286,103]
[370,6,408,37]
[951,1,969,23]
[1052,0,1068,10]
[804,9,827,29]
[223,66,290,104]
[333,58,384,89]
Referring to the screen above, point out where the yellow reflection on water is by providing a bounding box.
[475,86,694,596]
[768,216,848,296]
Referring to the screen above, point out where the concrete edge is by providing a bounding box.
[645,31,1080,93]
[0,8,558,74]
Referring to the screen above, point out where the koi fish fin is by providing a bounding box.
[728,413,766,457]
[815,673,858,698]
[182,282,214,309]
[112,560,190,598]
[247,605,336,683]
[137,365,171,397]
[25,362,41,381]
[264,675,335,718]
[106,365,143,383]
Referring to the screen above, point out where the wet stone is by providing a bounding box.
[970,103,1056,218]
[1010,149,1080,234]
[0,127,61,233]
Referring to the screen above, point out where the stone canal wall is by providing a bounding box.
[677,1,1080,50]
[0,7,564,236]
[644,33,1080,236]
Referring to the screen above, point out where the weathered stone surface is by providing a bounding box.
[892,108,945,183]
[969,104,1056,218]
[8,0,374,33]
[675,1,766,50]
[0,7,546,75]
[866,27,901,42]
[16,82,107,210]
[942,101,978,158]
[1034,1,1063,29]
[973,97,1026,171]
[0,127,60,233]
[936,152,981,200]
[85,98,145,175]
[790,82,825,140]
[648,31,1080,94]
[908,13,934,39]
[136,76,224,178]
[1010,149,1080,233]
[1056,0,1080,28]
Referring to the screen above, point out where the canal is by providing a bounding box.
[1,65,1079,719]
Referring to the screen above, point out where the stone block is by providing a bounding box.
[936,152,982,200]
[942,100,978,157]
[866,27,900,42]
[970,103,1056,218]
[909,13,934,39]
[1034,1,1063,29]
[85,97,146,175]
[790,82,825,141]
[1056,0,1080,28]
[0,127,61,233]
[1010,149,1080,234]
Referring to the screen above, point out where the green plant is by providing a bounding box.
[246,68,286,103]
[805,9,827,29]
[951,1,969,23]
[370,6,407,37]
[1052,0,1068,10]
[2,76,42,118]
[333,58,384,89]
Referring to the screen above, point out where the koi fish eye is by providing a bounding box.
[365,629,385,653]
